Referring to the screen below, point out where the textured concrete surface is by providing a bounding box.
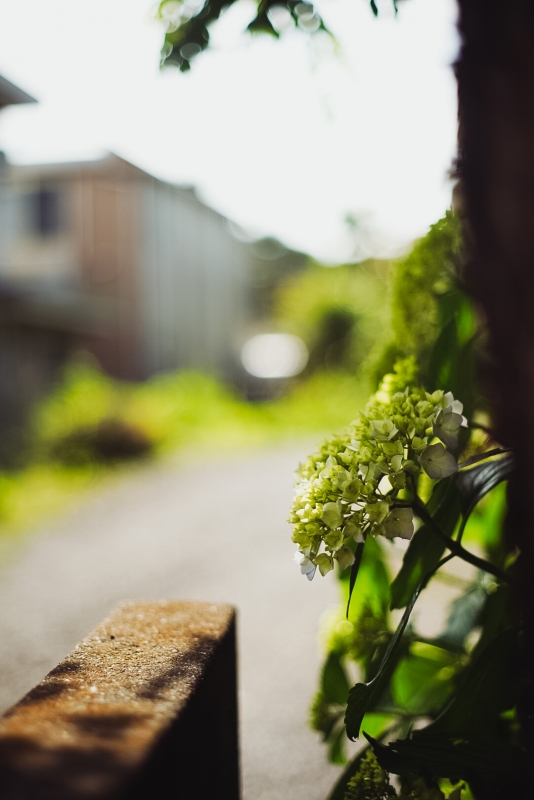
[0,444,343,800]
[0,601,239,799]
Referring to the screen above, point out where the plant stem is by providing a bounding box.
[413,498,510,583]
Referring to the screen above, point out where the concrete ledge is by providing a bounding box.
[0,600,240,799]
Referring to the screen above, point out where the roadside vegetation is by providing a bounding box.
[0,257,391,543]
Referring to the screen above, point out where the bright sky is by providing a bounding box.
[0,0,458,262]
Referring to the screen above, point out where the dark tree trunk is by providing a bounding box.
[456,0,534,774]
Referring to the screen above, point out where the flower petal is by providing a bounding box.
[420,443,458,479]
[384,507,414,540]
[321,502,343,529]
[335,545,356,571]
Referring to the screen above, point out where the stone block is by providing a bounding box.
[0,600,240,799]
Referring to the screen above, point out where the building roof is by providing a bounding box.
[0,74,36,110]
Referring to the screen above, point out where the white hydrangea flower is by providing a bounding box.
[321,502,343,529]
[420,442,458,479]
[294,550,316,581]
[370,419,398,442]
[384,508,414,540]
[433,408,464,449]
[289,370,467,578]
[443,391,468,426]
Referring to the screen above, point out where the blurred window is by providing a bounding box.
[26,188,62,237]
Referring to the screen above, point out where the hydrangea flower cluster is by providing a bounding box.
[290,372,467,581]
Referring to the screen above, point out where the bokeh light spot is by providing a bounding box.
[241,334,309,379]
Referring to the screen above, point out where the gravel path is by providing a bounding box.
[0,443,344,800]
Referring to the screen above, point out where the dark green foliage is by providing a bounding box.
[366,626,523,790]
[158,1,401,71]
[308,308,358,374]
[397,775,446,799]
[455,454,514,540]
[426,626,520,739]
[273,258,392,379]
[329,748,375,800]
[315,211,523,792]
[371,212,463,387]
[314,538,391,762]
[52,419,153,465]
[367,731,522,786]
[340,750,448,800]
[391,213,462,369]
[391,455,514,609]
[344,750,396,800]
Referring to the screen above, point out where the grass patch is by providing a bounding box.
[0,364,369,542]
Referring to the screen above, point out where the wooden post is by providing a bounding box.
[0,600,240,799]
[456,0,534,773]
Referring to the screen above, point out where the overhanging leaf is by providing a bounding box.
[344,683,374,741]
[366,732,522,781]
[455,454,515,537]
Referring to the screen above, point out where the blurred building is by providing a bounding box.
[0,74,48,460]
[0,74,307,458]
[0,153,260,381]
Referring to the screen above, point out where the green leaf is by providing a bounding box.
[321,651,350,706]
[370,0,379,16]
[341,536,390,620]
[366,732,522,782]
[426,291,476,439]
[391,651,456,714]
[345,558,440,739]
[439,584,487,648]
[455,454,514,536]
[360,712,393,739]
[426,626,521,738]
[390,479,461,609]
[428,316,458,392]
[345,683,374,740]
[346,541,365,617]
[428,290,473,384]
[436,290,472,334]
[391,456,513,611]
